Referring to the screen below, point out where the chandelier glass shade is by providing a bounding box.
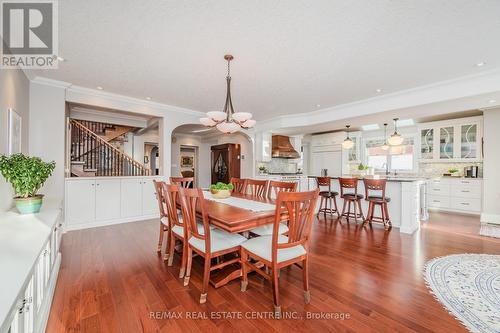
[388,118,404,146]
[342,125,355,149]
[199,55,255,134]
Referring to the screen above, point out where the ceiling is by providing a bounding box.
[32,0,500,121]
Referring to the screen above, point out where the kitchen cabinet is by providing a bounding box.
[417,116,482,162]
[311,132,345,147]
[65,176,163,230]
[95,179,121,221]
[426,178,482,214]
[255,131,272,162]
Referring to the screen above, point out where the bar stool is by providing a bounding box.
[339,178,364,223]
[316,177,340,218]
[363,178,392,230]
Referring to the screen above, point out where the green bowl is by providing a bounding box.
[14,195,43,214]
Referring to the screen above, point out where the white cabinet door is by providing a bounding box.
[142,178,159,216]
[66,180,95,225]
[95,179,121,221]
[255,132,272,162]
[311,151,342,177]
[121,178,143,218]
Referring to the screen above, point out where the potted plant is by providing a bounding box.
[0,153,56,214]
[209,182,234,199]
[448,168,460,177]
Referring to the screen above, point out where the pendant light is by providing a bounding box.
[388,118,404,146]
[381,123,390,150]
[342,125,355,149]
[199,54,256,133]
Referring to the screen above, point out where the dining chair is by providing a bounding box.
[153,180,169,254]
[229,177,246,194]
[363,178,392,229]
[316,176,340,218]
[339,177,364,223]
[240,189,320,318]
[170,176,194,188]
[244,179,268,197]
[181,188,247,303]
[250,181,297,236]
[161,183,189,277]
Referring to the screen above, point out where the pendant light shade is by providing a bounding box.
[388,118,404,146]
[200,55,256,133]
[342,125,355,149]
[381,123,390,150]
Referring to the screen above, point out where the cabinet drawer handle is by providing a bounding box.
[433,200,441,203]
[433,189,440,191]
[460,202,470,206]
[461,181,470,184]
[461,190,470,193]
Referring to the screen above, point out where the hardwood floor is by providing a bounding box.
[46,212,499,332]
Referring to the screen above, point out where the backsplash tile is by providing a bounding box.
[418,162,483,177]
[257,159,298,174]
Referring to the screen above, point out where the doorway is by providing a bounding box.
[180,145,199,187]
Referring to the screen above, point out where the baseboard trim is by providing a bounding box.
[64,214,158,231]
[36,252,61,333]
[480,213,500,225]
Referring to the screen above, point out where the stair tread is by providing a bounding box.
[71,160,85,165]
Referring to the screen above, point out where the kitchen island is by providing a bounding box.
[306,176,427,234]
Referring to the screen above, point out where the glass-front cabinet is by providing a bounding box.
[417,116,482,162]
[420,128,434,160]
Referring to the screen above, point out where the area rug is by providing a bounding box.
[424,254,500,333]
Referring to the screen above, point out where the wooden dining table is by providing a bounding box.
[194,192,280,288]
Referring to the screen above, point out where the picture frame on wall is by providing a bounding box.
[180,156,194,168]
[8,108,22,155]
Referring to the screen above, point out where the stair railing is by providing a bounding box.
[70,119,149,176]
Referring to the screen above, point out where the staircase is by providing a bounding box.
[70,119,150,177]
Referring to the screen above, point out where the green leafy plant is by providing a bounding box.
[0,154,56,198]
[448,168,459,174]
[357,163,369,171]
[210,182,234,191]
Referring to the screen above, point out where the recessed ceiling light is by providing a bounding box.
[476,62,486,67]
[56,56,65,62]
[375,88,382,93]
[96,86,103,90]
[146,97,152,100]
[361,124,380,131]
[489,99,497,103]
[316,104,321,108]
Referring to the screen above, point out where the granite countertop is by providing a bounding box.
[306,175,426,182]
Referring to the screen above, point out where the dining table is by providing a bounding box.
[194,191,281,288]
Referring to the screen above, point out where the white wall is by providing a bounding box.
[0,67,30,211]
[481,107,500,223]
[29,82,67,201]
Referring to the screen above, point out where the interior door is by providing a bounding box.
[95,179,121,221]
[66,180,95,225]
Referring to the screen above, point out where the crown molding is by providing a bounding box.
[256,68,500,131]
[31,76,73,88]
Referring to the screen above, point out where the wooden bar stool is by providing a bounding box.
[339,178,364,223]
[315,177,340,218]
[363,178,392,230]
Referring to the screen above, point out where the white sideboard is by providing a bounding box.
[65,176,163,231]
[0,200,63,333]
[426,177,482,214]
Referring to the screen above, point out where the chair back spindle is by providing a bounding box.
[267,180,297,199]
[230,177,246,194]
[170,177,194,188]
[244,179,268,197]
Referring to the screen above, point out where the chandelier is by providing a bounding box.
[200,55,256,133]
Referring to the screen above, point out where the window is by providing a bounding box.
[365,137,415,172]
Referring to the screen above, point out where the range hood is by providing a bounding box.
[271,135,300,159]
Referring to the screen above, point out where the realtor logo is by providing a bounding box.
[1,0,58,68]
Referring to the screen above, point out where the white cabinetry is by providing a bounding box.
[95,179,121,221]
[418,116,483,162]
[1,203,63,333]
[255,131,272,162]
[427,178,482,214]
[65,179,95,224]
[65,176,163,230]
